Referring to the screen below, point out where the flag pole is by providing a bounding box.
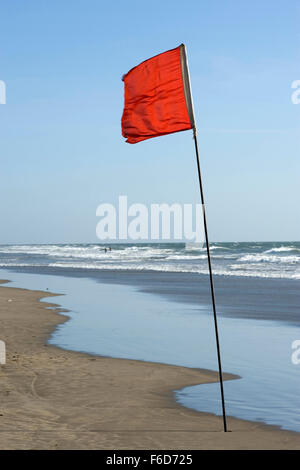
[193,127,227,433]
[180,44,228,432]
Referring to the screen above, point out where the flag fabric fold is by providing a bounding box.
[121,44,194,144]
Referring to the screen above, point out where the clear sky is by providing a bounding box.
[0,0,299,243]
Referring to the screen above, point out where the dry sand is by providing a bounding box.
[0,280,299,450]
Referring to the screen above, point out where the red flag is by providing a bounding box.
[121,44,195,144]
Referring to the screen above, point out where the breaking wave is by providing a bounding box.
[0,242,299,280]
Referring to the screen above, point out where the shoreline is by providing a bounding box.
[6,266,300,326]
[0,280,300,449]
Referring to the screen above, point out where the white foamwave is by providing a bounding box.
[45,262,300,280]
[264,246,299,253]
[1,243,300,281]
[239,254,300,264]
[166,254,208,260]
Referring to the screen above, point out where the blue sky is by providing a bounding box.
[0,0,299,243]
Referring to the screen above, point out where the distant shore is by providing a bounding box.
[0,279,299,449]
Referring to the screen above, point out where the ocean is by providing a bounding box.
[0,241,299,432]
[0,241,300,280]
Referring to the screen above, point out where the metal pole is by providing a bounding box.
[193,126,228,432]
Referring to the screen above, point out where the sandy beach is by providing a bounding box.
[0,280,300,450]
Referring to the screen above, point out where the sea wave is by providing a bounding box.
[45,262,300,279]
[263,246,300,253]
[238,254,300,264]
[0,242,299,281]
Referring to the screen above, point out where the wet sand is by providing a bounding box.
[0,280,300,449]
